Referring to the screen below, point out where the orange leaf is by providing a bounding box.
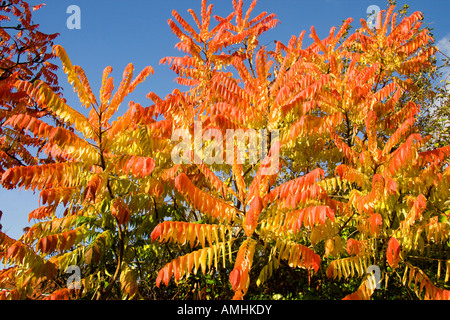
[346,238,363,256]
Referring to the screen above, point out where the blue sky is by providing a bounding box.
[1,0,449,241]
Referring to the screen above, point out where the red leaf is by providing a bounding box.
[48,288,70,300]
[1,169,15,189]
[243,196,263,237]
[385,178,398,196]
[111,198,130,225]
[150,224,162,243]
[386,237,401,268]
[6,243,19,261]
[229,268,241,291]
[28,205,55,222]
[156,268,164,288]
[163,264,173,287]
[39,236,48,254]
[414,194,427,212]
[32,4,45,11]
[368,213,382,235]
[347,238,363,255]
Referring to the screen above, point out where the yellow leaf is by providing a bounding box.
[193,250,201,274]
[207,247,213,271]
[213,244,218,270]
[221,242,227,268]
[445,261,450,283]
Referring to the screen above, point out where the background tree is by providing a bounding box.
[419,51,450,149]
[0,0,59,173]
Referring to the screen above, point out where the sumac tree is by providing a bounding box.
[149,0,449,300]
